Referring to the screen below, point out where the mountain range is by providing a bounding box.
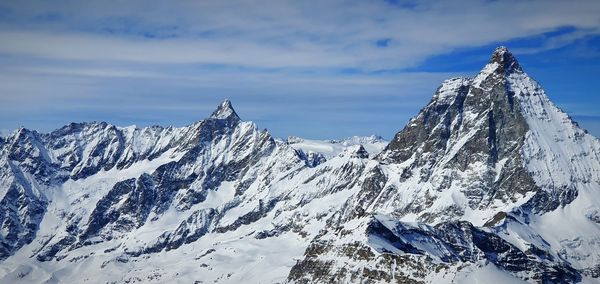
[1,47,599,283]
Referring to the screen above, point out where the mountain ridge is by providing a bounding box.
[1,47,599,283]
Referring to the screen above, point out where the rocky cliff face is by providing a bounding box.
[1,47,599,283]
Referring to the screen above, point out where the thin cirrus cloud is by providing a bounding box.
[0,0,599,138]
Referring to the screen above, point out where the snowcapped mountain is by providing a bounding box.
[1,47,599,283]
[289,47,600,283]
[0,99,375,283]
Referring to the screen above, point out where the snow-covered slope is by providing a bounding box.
[1,47,599,283]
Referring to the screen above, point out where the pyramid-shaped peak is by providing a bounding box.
[489,46,522,73]
[210,99,240,121]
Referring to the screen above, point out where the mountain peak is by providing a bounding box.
[489,46,522,73]
[210,99,240,121]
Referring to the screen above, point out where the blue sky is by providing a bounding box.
[0,0,599,139]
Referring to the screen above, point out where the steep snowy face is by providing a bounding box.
[510,70,600,204]
[0,129,50,259]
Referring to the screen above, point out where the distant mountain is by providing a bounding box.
[286,135,387,162]
[1,47,599,283]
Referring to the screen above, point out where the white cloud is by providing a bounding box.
[0,0,599,70]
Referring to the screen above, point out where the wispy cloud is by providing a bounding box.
[1,0,600,70]
[512,28,600,54]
